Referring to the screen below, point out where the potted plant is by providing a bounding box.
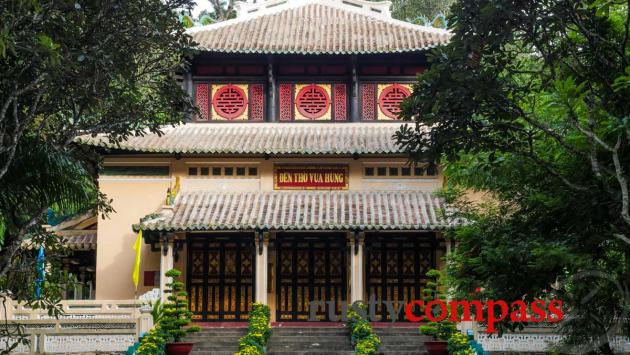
[419,269,457,355]
[161,269,201,355]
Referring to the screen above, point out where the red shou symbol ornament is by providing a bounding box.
[296,84,330,119]
[378,84,411,119]
[212,84,247,119]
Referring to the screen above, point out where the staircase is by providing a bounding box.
[185,326,248,355]
[374,326,430,355]
[267,326,354,354]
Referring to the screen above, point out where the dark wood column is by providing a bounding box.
[267,55,277,122]
[350,55,360,122]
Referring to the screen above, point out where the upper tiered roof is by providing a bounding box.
[78,122,415,155]
[187,0,451,55]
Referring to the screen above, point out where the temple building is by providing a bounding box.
[80,0,455,323]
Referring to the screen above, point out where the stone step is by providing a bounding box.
[268,327,353,354]
[190,345,240,352]
[374,328,422,333]
[188,339,244,346]
[194,329,248,333]
[269,342,352,350]
[378,335,431,340]
[191,346,240,352]
[183,327,246,354]
[190,333,247,337]
[186,333,247,339]
[380,345,429,351]
[272,327,347,332]
[373,328,429,355]
[271,330,348,338]
[268,352,354,355]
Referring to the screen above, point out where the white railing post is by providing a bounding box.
[137,305,154,338]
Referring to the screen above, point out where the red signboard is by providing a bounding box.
[274,165,349,190]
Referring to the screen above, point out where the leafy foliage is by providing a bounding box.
[236,303,271,355]
[388,0,455,25]
[418,269,457,341]
[160,269,200,343]
[0,0,195,349]
[136,326,169,355]
[447,332,474,355]
[396,0,630,353]
[347,302,381,355]
[149,298,164,325]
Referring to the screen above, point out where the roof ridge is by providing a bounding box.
[186,0,450,35]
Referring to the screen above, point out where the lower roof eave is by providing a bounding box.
[136,225,457,234]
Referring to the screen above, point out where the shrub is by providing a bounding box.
[236,303,271,355]
[346,302,381,355]
[418,269,457,341]
[136,326,168,355]
[448,331,474,355]
[149,298,163,324]
[160,269,201,342]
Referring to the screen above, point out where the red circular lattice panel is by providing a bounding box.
[212,84,247,119]
[296,84,330,119]
[378,84,411,119]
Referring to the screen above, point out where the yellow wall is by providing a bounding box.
[97,155,444,300]
[96,160,171,299]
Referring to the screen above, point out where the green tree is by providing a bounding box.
[396,0,630,353]
[200,0,236,24]
[0,0,196,350]
[388,0,455,25]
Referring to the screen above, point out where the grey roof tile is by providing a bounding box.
[187,2,451,55]
[134,190,458,231]
[78,122,412,155]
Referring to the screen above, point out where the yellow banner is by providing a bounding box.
[132,230,142,289]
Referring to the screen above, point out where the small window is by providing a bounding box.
[224,167,234,176]
[212,167,222,176]
[200,167,209,176]
[363,164,436,179]
[236,167,246,176]
[248,167,258,176]
[188,167,198,176]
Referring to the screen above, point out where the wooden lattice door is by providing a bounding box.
[276,234,347,321]
[365,234,436,321]
[187,235,255,321]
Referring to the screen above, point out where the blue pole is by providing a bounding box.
[35,245,45,299]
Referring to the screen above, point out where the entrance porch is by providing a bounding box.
[153,230,446,323]
[135,190,455,323]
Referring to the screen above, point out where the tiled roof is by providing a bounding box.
[77,122,410,155]
[63,234,97,251]
[187,1,451,55]
[24,233,97,251]
[134,190,458,232]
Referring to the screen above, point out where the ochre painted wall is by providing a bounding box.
[96,161,171,299]
[96,155,444,300]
